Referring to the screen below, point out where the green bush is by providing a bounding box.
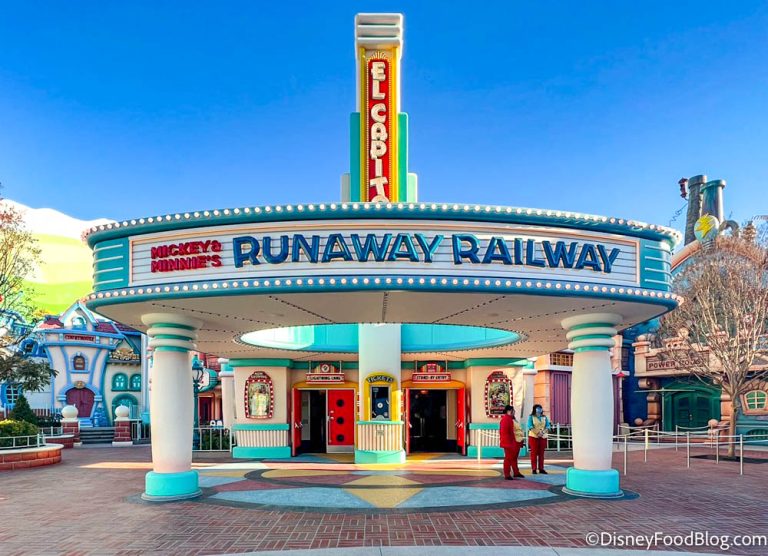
[0,419,39,448]
[8,394,38,425]
[200,429,231,450]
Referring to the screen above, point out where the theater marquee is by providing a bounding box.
[128,221,639,287]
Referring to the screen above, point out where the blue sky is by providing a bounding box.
[1,1,766,232]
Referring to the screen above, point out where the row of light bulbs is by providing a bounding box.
[83,202,683,242]
[86,275,683,304]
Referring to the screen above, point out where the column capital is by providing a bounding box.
[141,313,203,352]
[561,313,622,352]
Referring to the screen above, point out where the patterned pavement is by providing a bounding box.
[195,453,571,511]
[0,445,766,554]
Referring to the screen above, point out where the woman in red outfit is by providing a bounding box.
[499,405,525,480]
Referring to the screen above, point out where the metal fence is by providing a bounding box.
[193,426,234,452]
[0,433,45,450]
[130,420,151,443]
[39,426,64,437]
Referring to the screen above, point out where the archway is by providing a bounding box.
[66,387,95,418]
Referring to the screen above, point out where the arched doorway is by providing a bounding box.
[663,381,721,431]
[112,394,138,421]
[66,387,95,418]
[402,380,466,455]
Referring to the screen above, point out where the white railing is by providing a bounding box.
[0,433,45,450]
[234,427,286,449]
[357,421,402,452]
[39,426,64,437]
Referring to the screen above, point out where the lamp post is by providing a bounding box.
[192,355,205,450]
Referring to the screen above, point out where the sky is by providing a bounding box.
[1,1,766,233]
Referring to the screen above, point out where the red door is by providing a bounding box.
[327,389,354,447]
[456,387,466,455]
[66,388,95,418]
[292,388,302,456]
[404,388,410,454]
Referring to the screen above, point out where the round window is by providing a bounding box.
[336,434,345,442]
[336,417,345,425]
[336,398,345,408]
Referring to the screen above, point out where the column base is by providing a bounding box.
[354,449,405,464]
[563,467,623,498]
[141,470,201,501]
[112,441,134,447]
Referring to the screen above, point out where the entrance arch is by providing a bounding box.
[291,381,358,456]
[112,394,139,421]
[402,379,466,455]
[66,387,95,418]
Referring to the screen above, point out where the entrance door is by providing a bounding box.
[327,389,354,451]
[292,388,302,456]
[66,388,95,418]
[404,388,411,454]
[408,389,448,452]
[672,392,714,430]
[456,387,466,455]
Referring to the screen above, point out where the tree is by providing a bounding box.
[655,236,768,456]
[0,353,56,393]
[0,186,41,346]
[8,393,37,425]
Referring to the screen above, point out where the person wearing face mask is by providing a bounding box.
[499,405,525,480]
[527,404,551,474]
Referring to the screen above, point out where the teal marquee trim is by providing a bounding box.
[232,423,290,431]
[85,273,680,314]
[573,346,611,352]
[85,203,681,248]
[153,346,190,353]
[155,322,197,331]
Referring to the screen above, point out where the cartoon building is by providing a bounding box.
[10,301,150,427]
[629,176,768,436]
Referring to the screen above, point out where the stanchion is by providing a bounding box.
[740,434,744,476]
[675,425,679,452]
[623,434,628,476]
[656,423,660,444]
[644,428,649,462]
[477,434,482,464]
[715,430,719,464]
[686,431,690,468]
[556,423,561,452]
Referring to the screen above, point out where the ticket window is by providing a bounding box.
[371,386,390,420]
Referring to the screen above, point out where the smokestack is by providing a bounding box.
[701,179,726,223]
[684,175,706,245]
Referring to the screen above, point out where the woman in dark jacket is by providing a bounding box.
[499,404,524,480]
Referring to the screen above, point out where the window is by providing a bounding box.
[112,373,128,391]
[4,384,22,406]
[112,394,138,419]
[550,352,574,366]
[72,316,86,329]
[73,354,86,371]
[745,390,767,411]
[129,374,142,391]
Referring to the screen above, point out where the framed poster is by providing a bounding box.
[485,371,512,418]
[244,371,274,419]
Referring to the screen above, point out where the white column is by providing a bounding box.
[561,312,623,498]
[218,358,235,429]
[356,323,404,463]
[522,367,537,418]
[140,313,203,501]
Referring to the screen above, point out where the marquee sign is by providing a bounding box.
[412,373,450,383]
[356,13,402,203]
[128,221,638,287]
[306,362,346,384]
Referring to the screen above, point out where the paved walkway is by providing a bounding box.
[0,444,766,554]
